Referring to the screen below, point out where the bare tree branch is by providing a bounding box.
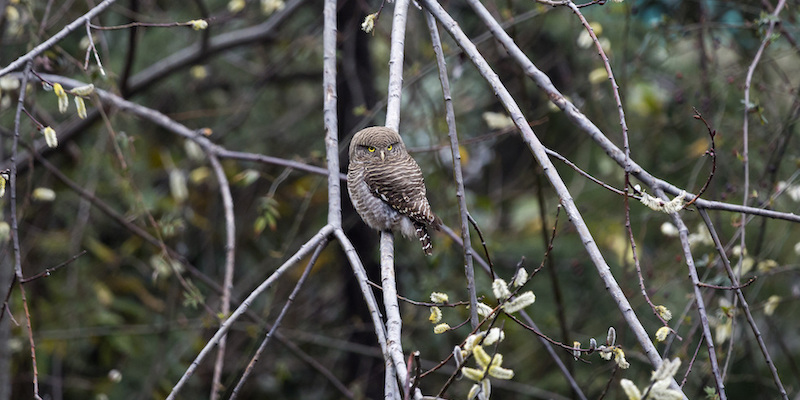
[659,189,725,399]
[0,0,118,77]
[9,61,42,400]
[208,152,236,400]
[323,0,341,229]
[229,238,328,399]
[424,10,480,331]
[382,0,412,397]
[165,225,334,399]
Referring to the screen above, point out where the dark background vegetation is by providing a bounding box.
[1,0,799,399]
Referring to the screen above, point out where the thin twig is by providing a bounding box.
[9,61,41,399]
[596,365,619,400]
[366,280,474,307]
[518,310,589,400]
[31,74,346,182]
[684,108,717,208]
[507,313,592,352]
[522,205,587,399]
[740,0,786,249]
[19,251,88,284]
[567,0,676,345]
[697,278,756,290]
[88,20,210,30]
[545,148,626,196]
[467,213,495,280]
[84,21,106,76]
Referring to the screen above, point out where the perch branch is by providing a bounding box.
[382,0,412,396]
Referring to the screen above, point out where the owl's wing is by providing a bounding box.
[364,157,438,226]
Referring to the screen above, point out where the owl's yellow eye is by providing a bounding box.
[367,146,376,152]
[387,144,393,151]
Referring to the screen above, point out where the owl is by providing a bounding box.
[347,126,441,255]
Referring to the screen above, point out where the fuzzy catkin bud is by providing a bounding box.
[69,84,95,96]
[189,19,208,30]
[613,348,630,369]
[475,302,494,318]
[430,292,449,303]
[655,305,673,321]
[502,291,535,313]
[433,323,450,334]
[473,345,492,368]
[492,278,511,300]
[512,268,528,287]
[655,326,670,342]
[461,367,484,382]
[480,379,491,400]
[53,83,68,113]
[464,332,484,352]
[620,379,642,400]
[487,365,514,380]
[484,328,504,345]
[429,306,442,323]
[606,327,616,346]
[361,13,377,33]
[43,126,58,148]
[75,96,87,119]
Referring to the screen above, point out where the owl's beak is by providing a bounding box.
[380,150,385,161]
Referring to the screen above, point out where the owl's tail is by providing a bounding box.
[415,223,434,256]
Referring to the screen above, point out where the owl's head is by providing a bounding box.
[349,126,406,162]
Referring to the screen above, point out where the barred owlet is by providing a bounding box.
[347,126,441,255]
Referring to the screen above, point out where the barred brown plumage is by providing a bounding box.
[347,126,441,255]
